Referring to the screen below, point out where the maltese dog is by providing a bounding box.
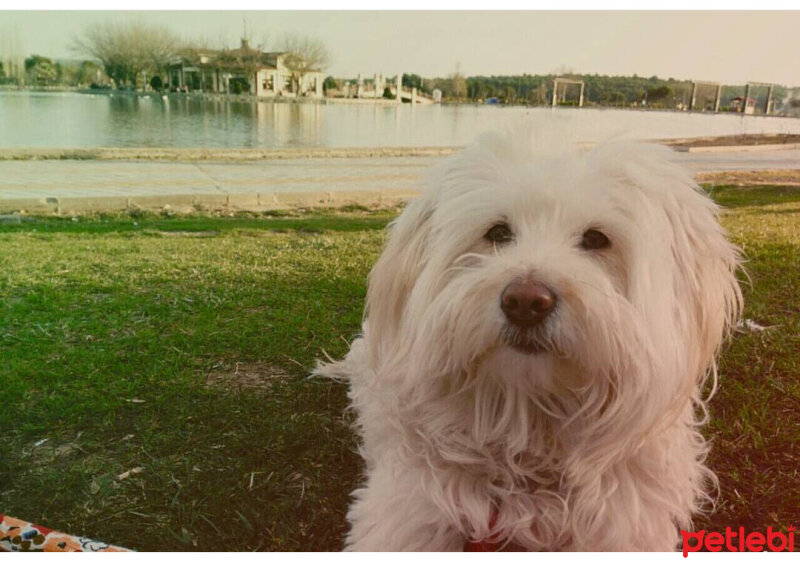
[317,129,742,551]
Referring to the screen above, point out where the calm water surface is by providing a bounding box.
[2,90,800,149]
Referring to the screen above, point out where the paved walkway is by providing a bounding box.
[0,150,798,213]
[0,156,434,213]
[0,157,433,199]
[673,150,800,173]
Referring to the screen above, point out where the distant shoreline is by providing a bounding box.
[1,134,798,162]
[3,87,800,117]
[0,86,397,105]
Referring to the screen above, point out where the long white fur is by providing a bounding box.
[316,129,743,551]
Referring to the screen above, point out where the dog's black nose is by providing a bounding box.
[500,280,556,328]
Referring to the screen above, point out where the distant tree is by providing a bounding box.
[73,21,181,90]
[149,75,163,91]
[1,31,26,85]
[54,61,81,86]
[535,83,547,105]
[76,60,104,86]
[279,34,330,94]
[466,79,480,100]
[229,77,248,95]
[402,73,430,93]
[646,85,674,107]
[25,55,57,85]
[435,71,702,108]
[323,75,337,92]
[451,72,466,102]
[0,61,4,80]
[502,86,517,104]
[606,91,625,106]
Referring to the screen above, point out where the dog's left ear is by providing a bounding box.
[365,194,435,363]
[667,190,743,385]
[595,143,743,384]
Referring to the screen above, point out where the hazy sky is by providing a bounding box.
[2,10,800,86]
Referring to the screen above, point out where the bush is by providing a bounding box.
[323,76,337,92]
[229,78,249,95]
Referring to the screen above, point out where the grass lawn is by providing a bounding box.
[1,187,798,551]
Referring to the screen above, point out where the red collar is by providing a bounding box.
[464,512,504,552]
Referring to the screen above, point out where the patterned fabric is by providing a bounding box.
[0,514,131,552]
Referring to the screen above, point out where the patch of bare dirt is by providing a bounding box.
[664,134,800,148]
[23,440,85,466]
[205,361,292,391]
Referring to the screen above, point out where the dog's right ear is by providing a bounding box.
[365,194,434,362]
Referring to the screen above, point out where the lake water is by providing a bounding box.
[2,90,800,149]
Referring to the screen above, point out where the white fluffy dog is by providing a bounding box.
[317,130,742,551]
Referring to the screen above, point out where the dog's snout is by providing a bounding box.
[500,280,556,328]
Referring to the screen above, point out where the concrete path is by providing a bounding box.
[0,150,798,214]
[0,156,434,213]
[672,150,800,173]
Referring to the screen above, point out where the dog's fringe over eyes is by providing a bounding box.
[314,128,743,552]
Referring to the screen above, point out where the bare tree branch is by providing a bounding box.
[72,21,180,90]
[278,34,330,92]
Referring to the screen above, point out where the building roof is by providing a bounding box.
[170,40,324,74]
[172,40,281,71]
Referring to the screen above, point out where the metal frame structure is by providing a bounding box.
[690,81,723,112]
[742,82,775,115]
[552,78,585,107]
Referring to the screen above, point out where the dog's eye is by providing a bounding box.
[484,222,514,245]
[580,228,610,250]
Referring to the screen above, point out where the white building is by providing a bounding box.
[167,39,324,98]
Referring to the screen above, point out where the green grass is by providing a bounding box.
[0,209,391,551]
[704,184,800,209]
[0,208,394,235]
[701,185,800,533]
[1,188,798,550]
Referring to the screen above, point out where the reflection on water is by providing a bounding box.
[1,90,800,149]
[99,94,321,148]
